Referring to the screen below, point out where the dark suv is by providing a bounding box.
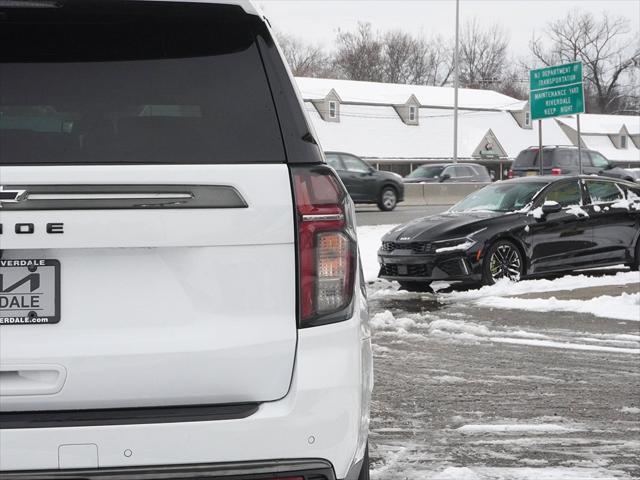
[325,151,405,211]
[403,163,491,183]
[510,146,635,182]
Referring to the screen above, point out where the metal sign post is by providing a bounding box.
[538,120,543,176]
[452,0,460,164]
[577,114,582,175]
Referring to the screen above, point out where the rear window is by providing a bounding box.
[0,1,284,165]
[513,150,550,168]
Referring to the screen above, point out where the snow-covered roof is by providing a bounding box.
[295,77,525,111]
[306,102,570,160]
[557,114,640,136]
[582,135,640,163]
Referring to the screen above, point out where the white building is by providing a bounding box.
[295,77,640,177]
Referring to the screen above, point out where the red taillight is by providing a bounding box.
[551,167,562,175]
[291,165,356,328]
[507,169,514,179]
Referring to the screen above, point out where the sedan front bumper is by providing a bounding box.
[377,249,482,283]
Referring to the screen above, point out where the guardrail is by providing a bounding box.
[403,182,490,206]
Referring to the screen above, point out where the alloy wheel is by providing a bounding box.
[381,188,397,210]
[489,243,522,282]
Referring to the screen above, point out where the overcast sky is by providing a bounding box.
[259,0,640,60]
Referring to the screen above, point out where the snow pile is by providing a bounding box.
[620,406,640,414]
[529,206,544,219]
[356,224,398,282]
[370,310,417,333]
[430,466,633,480]
[477,293,640,322]
[566,205,589,218]
[442,272,640,302]
[433,467,480,480]
[412,315,639,354]
[456,424,578,434]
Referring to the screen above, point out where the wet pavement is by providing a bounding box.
[366,275,640,479]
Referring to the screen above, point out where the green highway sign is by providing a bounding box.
[529,62,584,120]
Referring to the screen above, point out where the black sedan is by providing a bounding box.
[378,176,640,290]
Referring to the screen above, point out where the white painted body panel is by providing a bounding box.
[0,284,372,479]
[0,165,297,410]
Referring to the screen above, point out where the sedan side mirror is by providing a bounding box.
[439,174,451,183]
[541,200,562,215]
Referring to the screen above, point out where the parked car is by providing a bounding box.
[510,146,636,182]
[403,163,492,183]
[378,176,640,291]
[325,151,405,211]
[626,168,640,183]
[0,2,372,480]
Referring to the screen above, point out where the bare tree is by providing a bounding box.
[334,23,385,82]
[334,24,455,87]
[458,18,509,90]
[276,32,331,78]
[381,30,419,84]
[422,36,456,86]
[529,10,639,113]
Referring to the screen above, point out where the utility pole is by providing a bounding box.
[452,0,460,163]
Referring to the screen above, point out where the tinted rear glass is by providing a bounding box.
[513,150,540,168]
[0,1,284,165]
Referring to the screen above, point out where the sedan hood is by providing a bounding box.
[384,211,504,242]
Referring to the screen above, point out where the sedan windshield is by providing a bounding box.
[406,165,444,179]
[451,182,548,213]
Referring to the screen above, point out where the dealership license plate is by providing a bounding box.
[0,259,60,325]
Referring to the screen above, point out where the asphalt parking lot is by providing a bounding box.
[366,271,640,479]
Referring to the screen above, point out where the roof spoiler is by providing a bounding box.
[0,0,62,7]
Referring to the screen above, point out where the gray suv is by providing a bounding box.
[325,151,405,211]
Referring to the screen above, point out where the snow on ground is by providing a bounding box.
[441,273,640,301]
[477,293,640,322]
[357,224,397,282]
[456,424,579,433]
[370,310,640,354]
[428,466,634,480]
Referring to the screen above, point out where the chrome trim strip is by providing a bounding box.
[27,193,194,201]
[0,185,247,210]
[302,213,344,222]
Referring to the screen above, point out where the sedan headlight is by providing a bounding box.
[432,228,486,254]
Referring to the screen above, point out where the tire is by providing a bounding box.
[398,280,432,292]
[482,240,524,285]
[357,444,370,480]
[377,186,398,211]
[632,238,640,271]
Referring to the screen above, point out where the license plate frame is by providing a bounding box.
[0,259,60,326]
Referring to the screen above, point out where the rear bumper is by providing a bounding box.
[0,277,372,480]
[0,459,335,480]
[377,250,482,282]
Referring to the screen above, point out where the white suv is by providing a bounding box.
[0,1,373,479]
